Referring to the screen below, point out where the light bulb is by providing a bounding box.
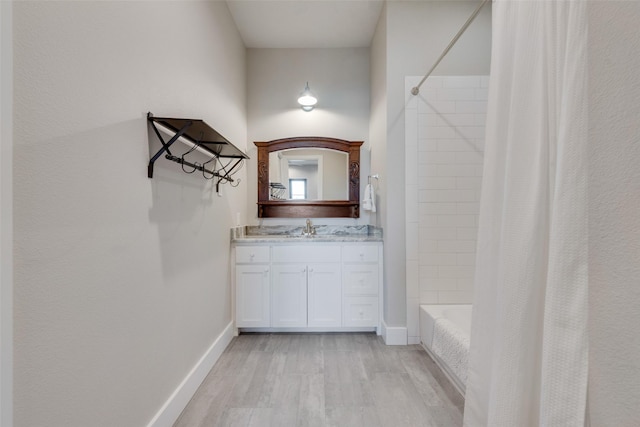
[297,82,317,111]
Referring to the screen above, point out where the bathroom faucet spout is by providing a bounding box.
[302,219,316,236]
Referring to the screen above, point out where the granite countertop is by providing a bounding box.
[231,225,383,243]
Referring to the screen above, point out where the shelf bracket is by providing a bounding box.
[147,116,193,178]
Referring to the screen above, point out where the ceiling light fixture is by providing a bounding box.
[297,82,317,112]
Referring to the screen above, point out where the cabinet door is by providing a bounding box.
[307,263,342,327]
[271,264,308,327]
[236,265,270,327]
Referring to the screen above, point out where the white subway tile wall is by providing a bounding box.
[406,76,487,342]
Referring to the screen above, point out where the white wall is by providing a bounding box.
[13,2,246,426]
[588,1,640,424]
[375,1,491,328]
[369,3,388,329]
[0,1,13,425]
[246,48,371,225]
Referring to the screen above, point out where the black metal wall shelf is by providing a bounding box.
[147,112,249,190]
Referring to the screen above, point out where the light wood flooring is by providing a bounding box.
[174,333,463,427]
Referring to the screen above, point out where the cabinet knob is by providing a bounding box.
[264,268,269,273]
[250,253,255,260]
[309,268,314,273]
[359,253,365,259]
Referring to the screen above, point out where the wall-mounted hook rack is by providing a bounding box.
[147,112,249,191]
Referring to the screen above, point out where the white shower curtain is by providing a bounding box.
[464,1,588,426]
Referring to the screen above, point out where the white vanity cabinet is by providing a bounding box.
[271,246,341,328]
[235,246,270,327]
[233,241,382,333]
[342,245,380,327]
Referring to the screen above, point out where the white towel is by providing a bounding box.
[362,184,376,212]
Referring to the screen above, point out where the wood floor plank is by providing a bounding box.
[174,333,463,427]
[229,351,276,408]
[215,407,253,427]
[398,349,448,406]
[370,372,438,427]
[225,351,264,408]
[297,374,325,427]
[174,373,238,427]
[324,379,374,408]
[247,408,298,427]
[269,374,302,409]
[325,406,382,427]
[263,333,291,353]
[323,350,367,384]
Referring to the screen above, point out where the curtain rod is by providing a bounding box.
[411,0,490,96]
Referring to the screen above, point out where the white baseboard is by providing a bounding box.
[381,320,408,345]
[147,321,234,427]
[408,336,420,345]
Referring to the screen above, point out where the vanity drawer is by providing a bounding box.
[236,246,270,263]
[342,245,379,263]
[343,264,379,296]
[272,246,341,263]
[343,297,379,327]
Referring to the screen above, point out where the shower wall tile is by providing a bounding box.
[419,177,457,190]
[420,202,457,215]
[438,113,477,126]
[418,139,439,152]
[456,253,476,266]
[475,88,489,100]
[436,164,477,177]
[420,100,456,115]
[406,75,487,307]
[457,177,482,189]
[458,227,479,240]
[438,88,476,101]
[457,202,480,214]
[420,291,439,304]
[444,75,481,88]
[438,291,474,304]
[423,278,457,291]
[420,227,457,241]
[437,140,476,152]
[455,100,488,114]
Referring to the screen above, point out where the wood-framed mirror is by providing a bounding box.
[255,137,364,218]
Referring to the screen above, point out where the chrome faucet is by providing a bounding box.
[302,218,316,236]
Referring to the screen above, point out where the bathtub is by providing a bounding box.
[419,304,472,396]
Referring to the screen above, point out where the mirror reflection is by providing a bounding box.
[268,148,349,201]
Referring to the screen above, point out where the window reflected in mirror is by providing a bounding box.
[289,179,307,199]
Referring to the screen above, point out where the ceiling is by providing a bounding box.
[226,0,385,48]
